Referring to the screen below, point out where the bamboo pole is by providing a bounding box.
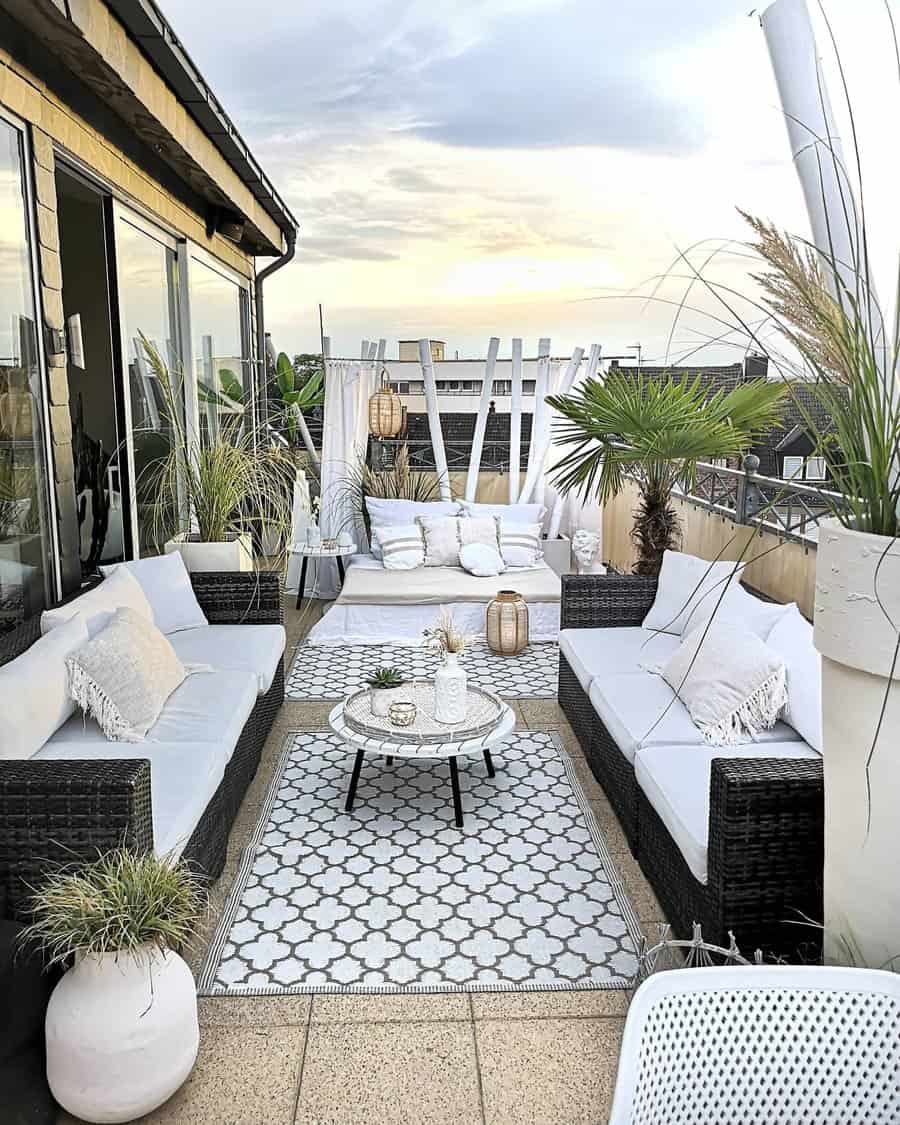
[466,337,501,502]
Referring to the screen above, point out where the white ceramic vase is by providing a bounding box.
[164,532,253,573]
[814,518,900,967]
[46,945,199,1124]
[434,651,467,724]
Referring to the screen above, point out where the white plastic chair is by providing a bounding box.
[608,965,900,1124]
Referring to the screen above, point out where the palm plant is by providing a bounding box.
[272,352,324,446]
[548,372,786,575]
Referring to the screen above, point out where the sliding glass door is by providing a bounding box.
[0,115,55,629]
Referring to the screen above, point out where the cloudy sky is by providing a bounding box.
[160,0,893,363]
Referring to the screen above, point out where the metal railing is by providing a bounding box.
[369,438,530,475]
[675,456,848,546]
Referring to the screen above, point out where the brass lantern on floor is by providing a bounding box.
[368,369,403,438]
[486,590,529,655]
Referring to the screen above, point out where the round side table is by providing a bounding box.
[290,542,357,607]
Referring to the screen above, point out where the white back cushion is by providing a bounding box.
[101,552,207,635]
[642,551,744,636]
[41,566,153,638]
[767,606,822,752]
[498,521,543,567]
[366,499,458,559]
[371,524,425,570]
[418,516,500,566]
[0,615,88,760]
[683,584,794,643]
[458,500,545,525]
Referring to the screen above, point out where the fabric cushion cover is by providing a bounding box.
[634,740,820,884]
[642,550,744,636]
[370,524,425,570]
[498,521,543,567]
[366,499,458,558]
[459,542,506,577]
[41,566,153,638]
[418,516,500,566]
[101,552,207,635]
[767,606,822,752]
[682,582,793,643]
[168,624,286,695]
[559,627,681,692]
[0,615,88,761]
[66,607,186,742]
[457,500,545,525]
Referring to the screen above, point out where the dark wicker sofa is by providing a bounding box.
[559,573,824,956]
[0,572,284,918]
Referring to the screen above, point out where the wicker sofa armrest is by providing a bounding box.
[708,756,824,936]
[190,571,283,626]
[560,574,658,630]
[0,759,153,917]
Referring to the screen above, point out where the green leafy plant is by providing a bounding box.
[19,849,204,968]
[367,666,404,689]
[136,336,294,563]
[548,372,786,575]
[342,443,442,537]
[273,352,324,446]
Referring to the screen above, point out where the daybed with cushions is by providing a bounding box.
[0,565,285,917]
[558,557,824,957]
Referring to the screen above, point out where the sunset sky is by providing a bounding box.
[161,0,896,365]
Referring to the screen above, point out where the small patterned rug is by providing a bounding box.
[198,731,641,995]
[286,641,559,700]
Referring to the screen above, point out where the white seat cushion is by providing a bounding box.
[168,625,286,695]
[588,673,800,764]
[560,627,681,692]
[35,736,225,859]
[634,740,820,884]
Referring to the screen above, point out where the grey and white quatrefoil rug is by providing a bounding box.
[286,641,559,700]
[199,731,642,995]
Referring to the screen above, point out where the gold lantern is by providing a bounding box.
[486,590,529,656]
[368,372,403,438]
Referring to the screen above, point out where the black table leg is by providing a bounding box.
[336,555,346,587]
[483,749,496,778]
[295,555,309,610]
[449,756,463,828]
[345,749,365,812]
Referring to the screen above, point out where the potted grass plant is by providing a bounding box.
[20,849,203,1124]
[136,336,294,573]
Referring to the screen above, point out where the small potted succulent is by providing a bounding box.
[367,665,406,716]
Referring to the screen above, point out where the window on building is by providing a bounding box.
[492,380,511,395]
[782,455,804,481]
[389,381,410,395]
[523,380,536,394]
[805,456,826,480]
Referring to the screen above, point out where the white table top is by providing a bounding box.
[328,694,516,761]
[291,541,357,557]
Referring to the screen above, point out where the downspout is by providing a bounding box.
[254,227,297,436]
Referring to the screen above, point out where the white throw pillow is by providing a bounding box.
[459,542,506,577]
[0,615,89,760]
[417,516,499,566]
[41,567,154,639]
[662,621,787,746]
[682,584,794,643]
[371,524,425,570]
[767,606,822,752]
[67,607,187,743]
[366,499,458,559]
[457,500,545,525]
[642,551,744,637]
[101,552,207,635]
[498,521,543,567]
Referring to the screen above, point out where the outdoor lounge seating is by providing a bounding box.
[558,572,824,956]
[0,572,285,917]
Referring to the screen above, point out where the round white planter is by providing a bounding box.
[369,685,405,717]
[814,518,900,967]
[165,532,253,573]
[46,945,199,1123]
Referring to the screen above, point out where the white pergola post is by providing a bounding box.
[465,337,500,502]
[518,338,551,504]
[546,345,593,537]
[507,338,523,503]
[419,338,452,500]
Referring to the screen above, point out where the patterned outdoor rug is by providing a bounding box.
[198,731,642,995]
[286,641,559,700]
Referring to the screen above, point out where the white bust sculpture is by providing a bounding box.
[572,529,604,575]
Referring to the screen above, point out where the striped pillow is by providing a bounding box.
[371,524,425,570]
[499,521,543,567]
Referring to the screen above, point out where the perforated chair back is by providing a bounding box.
[608,965,900,1124]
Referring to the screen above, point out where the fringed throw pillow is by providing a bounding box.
[67,607,187,742]
[371,523,425,570]
[662,621,787,746]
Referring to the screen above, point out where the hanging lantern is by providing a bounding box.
[486,590,529,656]
[368,371,403,438]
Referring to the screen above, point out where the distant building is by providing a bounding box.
[398,340,445,362]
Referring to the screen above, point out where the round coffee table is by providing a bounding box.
[328,689,515,828]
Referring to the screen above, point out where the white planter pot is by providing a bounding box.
[165,532,253,573]
[370,685,405,717]
[814,518,900,967]
[46,945,199,1123]
[434,652,467,724]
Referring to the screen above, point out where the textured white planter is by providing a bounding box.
[814,519,900,967]
[46,946,199,1123]
[369,685,405,717]
[434,652,467,724]
[165,532,253,573]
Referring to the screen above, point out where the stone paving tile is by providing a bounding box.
[199,995,311,1027]
[609,852,665,924]
[471,988,629,1021]
[293,1021,482,1125]
[312,993,470,1023]
[476,1016,625,1125]
[518,699,566,726]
